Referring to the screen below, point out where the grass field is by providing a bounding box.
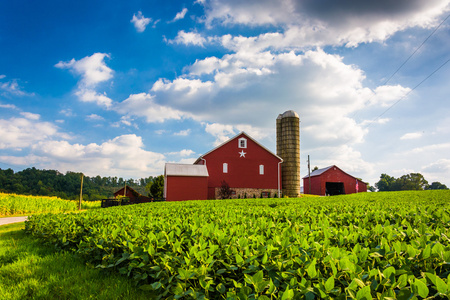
[23,190,450,299]
[0,222,153,299]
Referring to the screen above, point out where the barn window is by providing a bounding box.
[238,137,247,149]
[259,164,264,175]
[223,163,228,173]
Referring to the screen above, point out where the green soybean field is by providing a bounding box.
[25,190,450,299]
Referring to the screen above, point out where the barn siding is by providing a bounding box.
[303,166,367,196]
[197,133,281,198]
[166,176,208,201]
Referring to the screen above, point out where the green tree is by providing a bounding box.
[375,174,396,191]
[427,181,448,190]
[150,175,164,198]
[395,173,428,190]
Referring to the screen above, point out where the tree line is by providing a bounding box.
[374,173,448,191]
[0,167,164,201]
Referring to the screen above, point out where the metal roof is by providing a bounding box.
[302,165,334,179]
[165,163,209,177]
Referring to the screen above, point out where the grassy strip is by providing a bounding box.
[0,222,150,299]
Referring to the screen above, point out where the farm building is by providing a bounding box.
[113,186,152,203]
[164,132,283,201]
[164,163,209,201]
[302,165,367,196]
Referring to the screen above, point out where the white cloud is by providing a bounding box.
[204,123,236,146]
[56,53,114,108]
[369,85,412,107]
[168,30,207,47]
[55,53,113,88]
[114,92,185,123]
[86,114,105,121]
[172,8,188,22]
[174,129,191,136]
[20,112,40,120]
[0,117,61,149]
[59,109,75,117]
[0,103,18,109]
[400,131,423,140]
[76,89,113,108]
[9,134,166,177]
[0,76,34,97]
[422,159,450,174]
[167,149,195,157]
[131,11,152,32]
[199,0,450,47]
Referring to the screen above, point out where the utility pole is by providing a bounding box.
[307,155,311,194]
[79,173,84,210]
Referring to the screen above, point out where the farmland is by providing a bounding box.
[25,190,450,299]
[0,193,101,216]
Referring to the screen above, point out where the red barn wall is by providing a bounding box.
[303,167,367,195]
[166,176,208,201]
[197,133,281,199]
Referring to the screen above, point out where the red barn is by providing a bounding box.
[164,164,209,201]
[113,186,152,203]
[164,132,283,200]
[302,165,367,196]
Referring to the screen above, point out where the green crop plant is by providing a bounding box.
[25,190,450,299]
[0,193,101,216]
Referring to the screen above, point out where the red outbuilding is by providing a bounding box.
[164,163,209,201]
[302,165,367,196]
[113,186,152,203]
[164,132,283,201]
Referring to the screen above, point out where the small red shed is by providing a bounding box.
[302,165,367,196]
[114,186,152,203]
[164,163,209,201]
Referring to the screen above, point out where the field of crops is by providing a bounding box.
[25,190,450,299]
[0,193,101,216]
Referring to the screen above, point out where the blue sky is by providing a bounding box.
[1,0,449,187]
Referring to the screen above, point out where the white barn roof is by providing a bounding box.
[165,163,209,177]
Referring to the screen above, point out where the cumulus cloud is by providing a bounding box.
[131,11,152,32]
[400,131,423,140]
[172,8,188,22]
[150,49,380,148]
[56,53,114,108]
[55,53,113,87]
[0,76,34,97]
[0,117,62,149]
[0,103,18,109]
[166,149,195,157]
[199,0,449,47]
[168,30,207,47]
[174,129,191,136]
[14,134,166,177]
[20,112,40,120]
[86,114,105,121]
[114,93,186,123]
[75,89,113,108]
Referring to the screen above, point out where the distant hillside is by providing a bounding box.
[0,167,156,200]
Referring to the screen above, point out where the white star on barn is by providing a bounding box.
[239,150,246,158]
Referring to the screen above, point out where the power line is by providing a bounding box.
[381,13,450,86]
[315,14,450,161]
[364,57,450,130]
[321,57,450,160]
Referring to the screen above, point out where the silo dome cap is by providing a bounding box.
[281,110,299,118]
